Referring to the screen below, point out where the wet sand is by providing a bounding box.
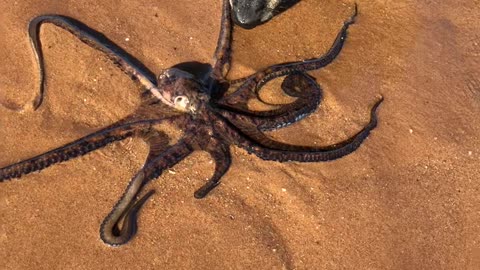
[1,0,479,269]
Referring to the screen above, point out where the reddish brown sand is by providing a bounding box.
[1,0,479,269]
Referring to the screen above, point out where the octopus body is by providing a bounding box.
[0,1,382,246]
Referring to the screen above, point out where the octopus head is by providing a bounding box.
[157,68,209,114]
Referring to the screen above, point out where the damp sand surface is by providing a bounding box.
[1,0,479,269]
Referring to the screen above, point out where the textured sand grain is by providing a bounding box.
[1,0,479,269]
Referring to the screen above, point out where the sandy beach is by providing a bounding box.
[1,0,479,269]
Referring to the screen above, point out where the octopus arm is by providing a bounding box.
[0,119,169,182]
[225,96,383,162]
[224,5,358,102]
[211,0,233,81]
[193,139,232,198]
[217,73,322,131]
[100,139,193,246]
[28,15,157,110]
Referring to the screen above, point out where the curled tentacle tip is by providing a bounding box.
[99,189,156,247]
[346,3,359,24]
[372,95,384,111]
[194,182,220,199]
[32,95,44,111]
[193,190,207,199]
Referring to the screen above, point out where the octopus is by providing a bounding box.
[0,0,382,246]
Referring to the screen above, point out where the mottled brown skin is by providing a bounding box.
[0,0,382,246]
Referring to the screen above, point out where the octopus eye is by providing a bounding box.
[175,96,187,103]
[174,95,190,110]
